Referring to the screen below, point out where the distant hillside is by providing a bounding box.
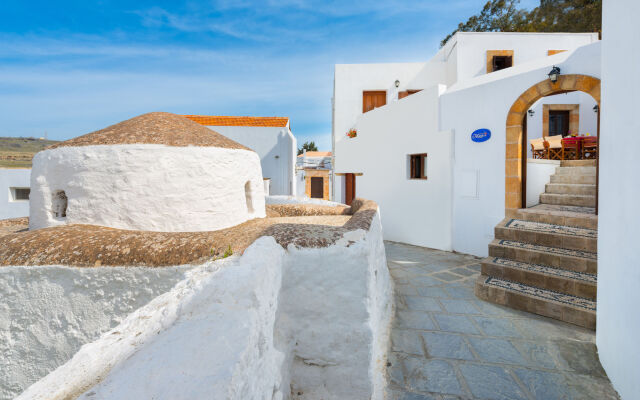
[0,137,59,168]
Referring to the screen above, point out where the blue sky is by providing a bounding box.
[0,0,538,150]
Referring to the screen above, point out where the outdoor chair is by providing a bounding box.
[530,138,547,159]
[582,136,598,159]
[562,137,580,160]
[546,135,563,160]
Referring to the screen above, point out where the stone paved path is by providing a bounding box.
[385,241,619,400]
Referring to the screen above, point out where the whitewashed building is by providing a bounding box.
[296,151,332,200]
[185,115,297,196]
[0,168,30,220]
[30,112,266,232]
[333,32,600,254]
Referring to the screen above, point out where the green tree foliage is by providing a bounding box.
[441,0,602,47]
[297,141,318,155]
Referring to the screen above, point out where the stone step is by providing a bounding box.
[494,218,597,252]
[513,205,597,230]
[488,239,597,274]
[481,257,597,300]
[475,275,596,329]
[555,166,596,175]
[540,193,596,207]
[550,174,597,184]
[545,183,596,196]
[561,160,597,167]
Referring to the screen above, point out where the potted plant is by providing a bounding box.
[346,128,357,138]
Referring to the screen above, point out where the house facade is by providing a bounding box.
[185,115,297,196]
[332,32,600,254]
[0,168,30,220]
[296,151,332,200]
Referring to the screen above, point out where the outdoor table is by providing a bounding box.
[562,136,588,159]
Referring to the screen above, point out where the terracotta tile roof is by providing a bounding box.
[183,115,289,128]
[297,151,332,158]
[48,112,251,151]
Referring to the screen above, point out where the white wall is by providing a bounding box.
[526,159,560,208]
[211,126,297,196]
[597,1,640,398]
[0,265,191,400]
[29,145,266,232]
[0,168,30,220]
[440,42,601,256]
[526,92,598,158]
[18,207,393,400]
[455,32,599,81]
[332,62,429,202]
[335,85,454,250]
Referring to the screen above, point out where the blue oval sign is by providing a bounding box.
[471,129,491,142]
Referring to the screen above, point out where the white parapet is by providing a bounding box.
[15,207,393,400]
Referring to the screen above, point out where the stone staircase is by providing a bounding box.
[476,160,598,329]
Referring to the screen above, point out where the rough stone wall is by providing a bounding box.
[0,265,192,400]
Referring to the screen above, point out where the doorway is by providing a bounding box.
[310,177,324,199]
[345,173,356,206]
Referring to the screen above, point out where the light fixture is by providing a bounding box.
[593,104,599,113]
[394,80,400,88]
[548,66,561,83]
[528,109,535,117]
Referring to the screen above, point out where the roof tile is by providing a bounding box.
[184,115,289,128]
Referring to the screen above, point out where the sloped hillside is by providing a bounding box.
[0,137,58,168]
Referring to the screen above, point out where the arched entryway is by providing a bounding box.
[505,74,601,214]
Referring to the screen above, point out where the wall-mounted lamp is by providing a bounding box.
[548,66,561,83]
[528,109,535,117]
[593,104,599,113]
[394,80,400,88]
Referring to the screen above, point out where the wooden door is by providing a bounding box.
[363,91,386,113]
[345,173,356,206]
[310,177,324,199]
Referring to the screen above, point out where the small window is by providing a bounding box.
[52,190,67,219]
[409,154,428,180]
[244,181,254,214]
[10,187,30,201]
[492,56,512,71]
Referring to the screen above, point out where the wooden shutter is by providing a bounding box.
[398,89,422,99]
[363,91,386,113]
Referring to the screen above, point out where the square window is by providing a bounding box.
[10,187,30,201]
[409,154,428,180]
[492,55,512,71]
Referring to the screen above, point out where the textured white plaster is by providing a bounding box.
[0,265,192,400]
[277,213,393,399]
[29,144,266,232]
[17,210,393,400]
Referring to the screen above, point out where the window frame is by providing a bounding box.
[9,187,30,202]
[409,153,428,180]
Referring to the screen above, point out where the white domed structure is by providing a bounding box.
[29,112,266,232]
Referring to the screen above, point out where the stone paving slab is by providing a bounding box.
[384,241,619,400]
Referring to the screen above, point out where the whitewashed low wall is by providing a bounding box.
[0,265,192,400]
[16,209,393,400]
[266,195,343,207]
[279,212,392,399]
[526,159,560,208]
